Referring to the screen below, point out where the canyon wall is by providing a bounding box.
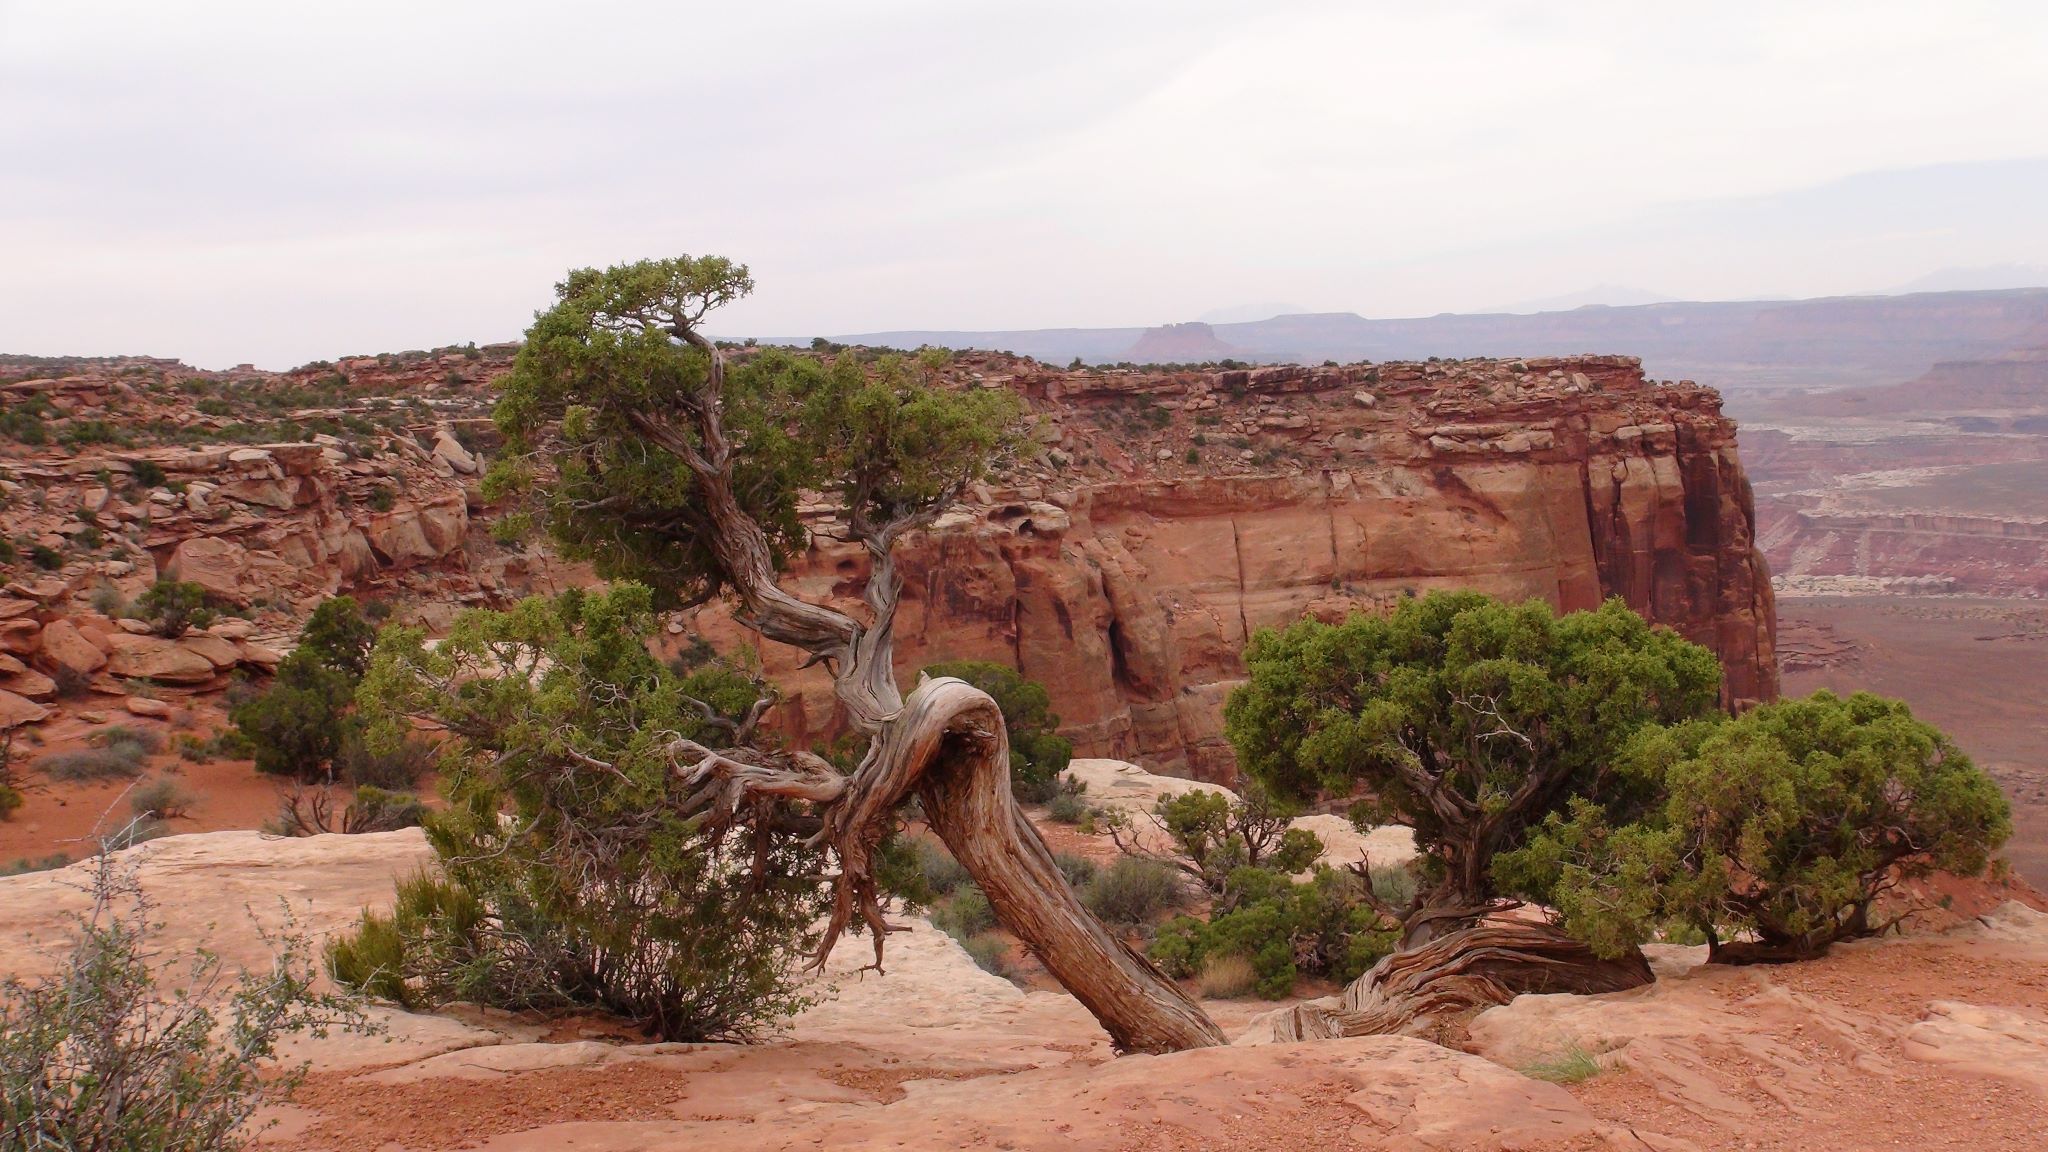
[2,350,1778,782]
[0,364,497,715]
[1744,348,2048,596]
[701,355,1778,780]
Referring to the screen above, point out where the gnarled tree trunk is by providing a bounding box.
[832,679,1222,1052]
[638,324,1646,1054]
[1245,916,1653,1042]
[644,327,1224,1054]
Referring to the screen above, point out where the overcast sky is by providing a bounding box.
[5,0,2048,368]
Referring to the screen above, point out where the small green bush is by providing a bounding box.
[58,419,130,447]
[96,724,166,757]
[1047,790,1088,824]
[1082,857,1184,927]
[1142,783,1322,895]
[1054,852,1097,889]
[129,777,195,821]
[0,854,365,1149]
[136,579,214,638]
[0,784,19,822]
[38,746,147,782]
[931,886,997,941]
[917,839,973,898]
[88,581,129,617]
[1149,866,1397,998]
[959,932,1011,978]
[29,545,61,571]
[346,786,426,832]
[129,460,166,489]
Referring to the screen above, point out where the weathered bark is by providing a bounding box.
[872,680,1222,1052]
[644,324,1223,1053]
[1245,917,1654,1042]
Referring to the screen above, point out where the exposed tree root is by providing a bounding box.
[1246,917,1654,1043]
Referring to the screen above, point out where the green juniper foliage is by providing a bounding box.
[136,579,213,639]
[231,649,356,781]
[1497,690,2011,963]
[489,256,1018,609]
[1150,866,1398,999]
[330,584,825,1041]
[1225,593,1722,928]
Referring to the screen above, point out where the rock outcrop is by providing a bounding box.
[0,359,506,723]
[3,813,2041,1150]
[699,355,1777,779]
[3,350,1777,777]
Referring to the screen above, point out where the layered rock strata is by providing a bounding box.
[697,355,1778,779]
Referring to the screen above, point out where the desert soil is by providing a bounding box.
[5,809,2047,1150]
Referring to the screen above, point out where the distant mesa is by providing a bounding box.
[1487,285,1681,314]
[1196,302,1310,325]
[1886,264,2048,295]
[1121,321,1245,364]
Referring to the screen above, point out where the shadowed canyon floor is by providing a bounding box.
[3,777,2044,1152]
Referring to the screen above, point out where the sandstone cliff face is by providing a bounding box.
[1,350,1777,776]
[700,355,1777,780]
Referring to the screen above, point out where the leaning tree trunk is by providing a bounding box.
[638,325,1224,1054]
[629,322,1647,1054]
[819,679,1223,1052]
[1245,917,1654,1042]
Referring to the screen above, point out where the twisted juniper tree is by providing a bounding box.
[1225,593,1722,1037]
[489,256,1224,1052]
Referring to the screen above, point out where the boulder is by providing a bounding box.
[164,536,250,602]
[125,696,174,719]
[104,635,217,684]
[431,429,478,475]
[0,666,56,701]
[0,688,48,729]
[0,618,39,656]
[177,632,242,670]
[35,618,107,678]
[235,641,283,672]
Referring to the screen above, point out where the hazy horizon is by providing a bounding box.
[6,1,2048,369]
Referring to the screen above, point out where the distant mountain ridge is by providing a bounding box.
[758,287,2048,392]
